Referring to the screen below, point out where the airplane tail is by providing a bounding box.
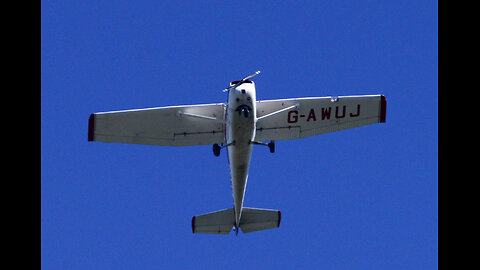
[192,208,234,234]
[191,207,281,234]
[239,207,282,233]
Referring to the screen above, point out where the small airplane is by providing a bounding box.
[88,71,386,235]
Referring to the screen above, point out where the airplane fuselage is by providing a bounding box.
[226,81,257,230]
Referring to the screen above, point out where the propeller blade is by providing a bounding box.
[222,70,261,92]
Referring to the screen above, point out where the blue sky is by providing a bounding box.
[41,1,437,269]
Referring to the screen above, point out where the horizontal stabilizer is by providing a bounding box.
[192,208,234,234]
[239,207,281,233]
[192,207,281,234]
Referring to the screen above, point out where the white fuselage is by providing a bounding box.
[225,81,257,229]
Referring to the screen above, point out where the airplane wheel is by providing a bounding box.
[213,144,220,157]
[268,141,275,153]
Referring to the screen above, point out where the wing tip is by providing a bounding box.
[380,95,387,123]
[88,114,95,141]
[277,211,281,228]
[191,216,196,233]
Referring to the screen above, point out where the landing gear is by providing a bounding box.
[250,140,275,153]
[213,141,235,157]
[268,141,275,153]
[213,144,221,157]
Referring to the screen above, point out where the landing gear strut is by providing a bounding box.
[212,141,235,157]
[250,140,275,153]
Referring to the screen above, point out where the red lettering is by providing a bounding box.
[350,104,360,117]
[307,109,316,121]
[335,106,346,118]
[288,110,298,123]
[322,107,331,120]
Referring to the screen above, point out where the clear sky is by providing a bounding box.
[41,1,437,269]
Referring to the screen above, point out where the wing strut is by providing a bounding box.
[177,111,226,123]
[256,104,300,122]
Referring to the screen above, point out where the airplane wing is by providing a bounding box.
[88,103,226,146]
[254,95,386,141]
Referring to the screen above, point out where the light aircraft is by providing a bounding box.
[88,71,387,235]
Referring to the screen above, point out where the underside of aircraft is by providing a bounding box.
[88,71,386,235]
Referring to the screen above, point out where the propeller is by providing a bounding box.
[222,70,261,92]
